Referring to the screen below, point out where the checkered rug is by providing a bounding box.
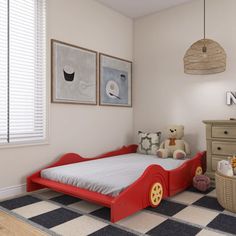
[0,187,236,236]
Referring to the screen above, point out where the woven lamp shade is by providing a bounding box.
[184,39,226,75]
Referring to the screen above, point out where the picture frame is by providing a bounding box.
[99,53,132,107]
[51,39,97,105]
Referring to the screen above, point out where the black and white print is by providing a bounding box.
[99,54,132,107]
[52,40,97,105]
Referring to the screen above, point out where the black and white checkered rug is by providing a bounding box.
[0,187,236,236]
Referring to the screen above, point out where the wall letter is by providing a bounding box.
[226,92,236,105]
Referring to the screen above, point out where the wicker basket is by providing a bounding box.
[215,171,236,213]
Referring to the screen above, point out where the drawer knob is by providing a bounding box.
[217,147,222,150]
[224,131,228,135]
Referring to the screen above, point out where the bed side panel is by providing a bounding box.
[111,164,168,222]
[169,152,205,196]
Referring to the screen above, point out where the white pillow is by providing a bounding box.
[137,131,161,155]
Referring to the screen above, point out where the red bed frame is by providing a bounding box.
[27,145,206,222]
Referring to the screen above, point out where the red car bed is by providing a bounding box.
[27,145,206,222]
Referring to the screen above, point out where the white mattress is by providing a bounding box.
[41,153,187,197]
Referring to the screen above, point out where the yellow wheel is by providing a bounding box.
[149,182,163,207]
[195,166,203,176]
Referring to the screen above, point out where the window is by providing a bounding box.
[0,0,46,145]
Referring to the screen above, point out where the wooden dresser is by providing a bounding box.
[203,120,236,183]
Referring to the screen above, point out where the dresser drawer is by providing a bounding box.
[211,155,228,171]
[212,141,236,155]
[212,126,236,139]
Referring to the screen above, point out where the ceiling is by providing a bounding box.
[96,0,193,19]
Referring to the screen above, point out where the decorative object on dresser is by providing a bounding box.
[203,120,236,183]
[99,53,132,107]
[51,39,97,105]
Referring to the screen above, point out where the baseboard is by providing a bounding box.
[0,183,26,200]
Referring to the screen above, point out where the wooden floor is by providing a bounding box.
[0,210,46,236]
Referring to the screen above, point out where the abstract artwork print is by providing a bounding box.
[99,54,132,107]
[51,40,97,104]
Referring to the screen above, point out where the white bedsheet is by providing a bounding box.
[41,153,187,197]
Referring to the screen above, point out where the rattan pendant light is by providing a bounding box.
[184,0,226,75]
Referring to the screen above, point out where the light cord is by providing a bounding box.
[202,0,207,53]
[204,0,206,40]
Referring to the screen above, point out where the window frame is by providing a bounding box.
[0,0,48,148]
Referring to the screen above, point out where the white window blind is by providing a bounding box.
[0,0,46,145]
[0,0,8,144]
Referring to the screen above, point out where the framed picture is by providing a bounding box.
[99,53,132,107]
[51,39,97,105]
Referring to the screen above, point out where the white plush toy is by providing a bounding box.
[217,160,234,177]
[157,125,190,159]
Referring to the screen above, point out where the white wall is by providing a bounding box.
[0,0,133,191]
[133,0,236,154]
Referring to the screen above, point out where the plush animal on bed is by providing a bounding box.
[157,125,191,159]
